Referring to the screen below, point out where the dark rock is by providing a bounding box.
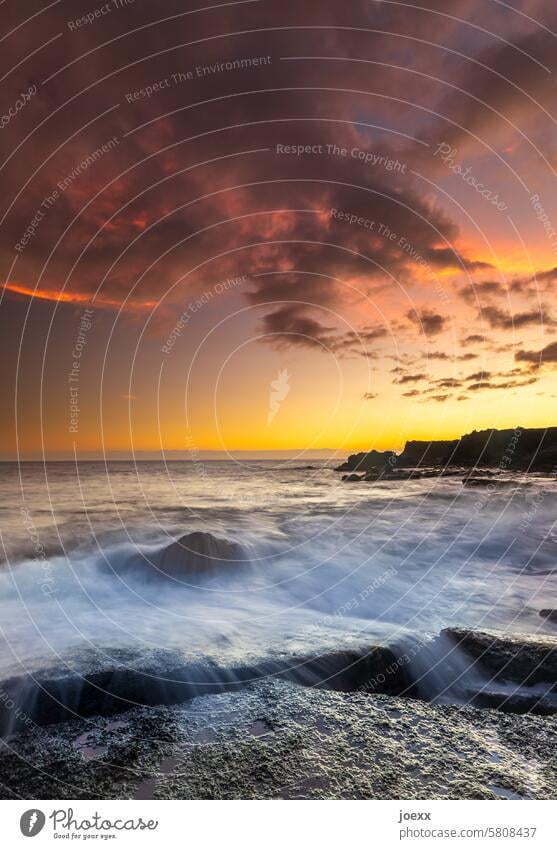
[335,449,395,472]
[342,473,365,482]
[462,477,517,487]
[2,679,557,799]
[0,642,409,736]
[120,531,248,581]
[397,439,458,467]
[443,628,557,687]
[540,610,557,623]
[446,427,557,471]
[335,426,557,475]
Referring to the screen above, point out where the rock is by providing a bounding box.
[397,439,458,467]
[2,679,557,799]
[443,628,557,687]
[156,531,246,577]
[335,450,395,472]
[335,426,557,475]
[446,427,557,471]
[462,477,517,487]
[120,531,248,581]
[0,642,408,736]
[539,610,557,623]
[342,473,365,482]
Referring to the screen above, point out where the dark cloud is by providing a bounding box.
[458,280,506,305]
[260,304,387,355]
[468,381,493,391]
[434,378,461,388]
[462,334,486,345]
[466,371,491,381]
[395,372,428,384]
[482,305,553,330]
[516,341,557,365]
[407,309,448,337]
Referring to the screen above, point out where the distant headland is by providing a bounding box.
[336,426,557,478]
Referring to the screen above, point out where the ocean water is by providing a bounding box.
[0,460,556,677]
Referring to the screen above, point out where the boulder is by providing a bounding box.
[539,610,557,624]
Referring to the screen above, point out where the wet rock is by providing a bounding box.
[539,610,557,624]
[462,477,517,487]
[443,628,557,688]
[2,679,556,800]
[342,473,365,482]
[123,531,248,581]
[0,642,409,735]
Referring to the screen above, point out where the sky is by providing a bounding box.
[1,0,556,459]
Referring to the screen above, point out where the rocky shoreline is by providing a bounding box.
[336,426,557,477]
[1,628,556,799]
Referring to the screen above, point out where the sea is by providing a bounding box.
[0,460,556,679]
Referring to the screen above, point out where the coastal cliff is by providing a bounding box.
[337,426,557,472]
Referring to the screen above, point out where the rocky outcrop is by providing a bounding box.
[335,449,395,472]
[3,678,557,799]
[397,439,458,467]
[446,427,557,470]
[540,610,557,624]
[121,531,248,581]
[336,426,557,475]
[443,628,557,687]
[3,628,557,798]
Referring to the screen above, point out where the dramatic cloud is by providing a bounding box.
[458,280,505,305]
[516,341,557,365]
[482,305,553,330]
[407,309,448,337]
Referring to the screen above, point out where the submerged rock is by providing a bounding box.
[539,610,557,624]
[121,531,248,582]
[156,531,247,578]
